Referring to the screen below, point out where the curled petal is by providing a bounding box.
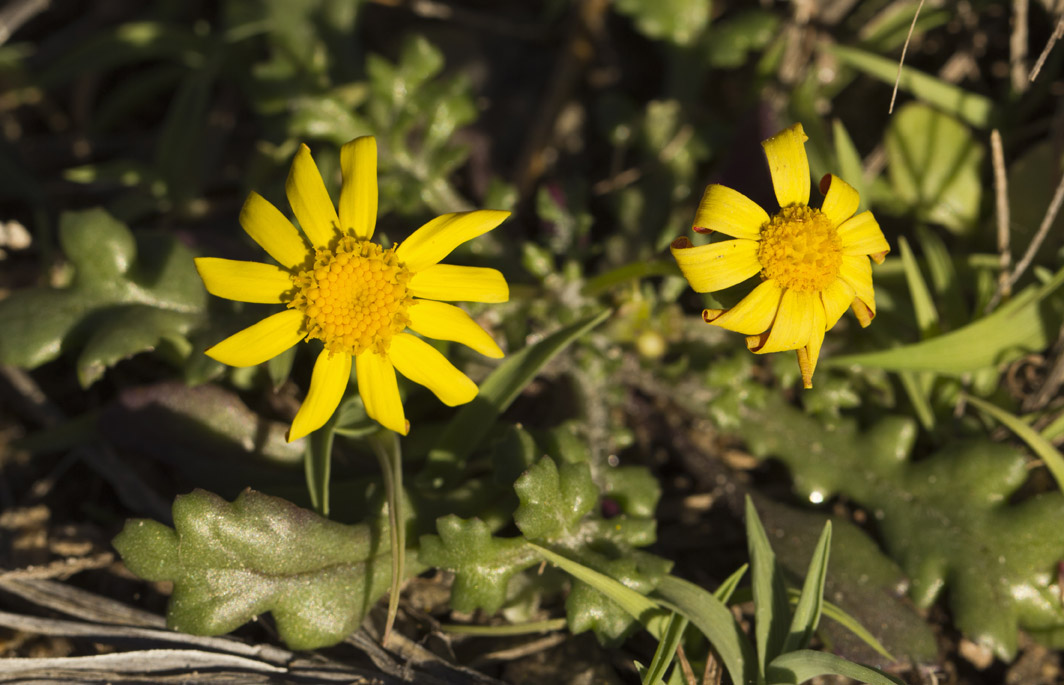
[703,279,783,334]
[747,289,815,354]
[797,297,826,389]
[389,333,478,407]
[838,254,876,316]
[670,236,760,293]
[762,123,810,208]
[396,210,510,272]
[195,257,292,304]
[408,265,508,303]
[205,309,304,368]
[288,350,351,442]
[408,300,503,358]
[339,136,377,240]
[851,298,875,327]
[821,278,856,330]
[692,185,768,240]
[356,351,408,435]
[239,192,309,270]
[286,143,339,248]
[818,174,860,229]
[839,211,890,263]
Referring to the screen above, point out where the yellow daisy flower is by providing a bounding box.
[195,136,509,441]
[671,123,889,388]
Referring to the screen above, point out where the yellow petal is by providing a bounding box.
[389,333,478,407]
[288,349,351,442]
[239,191,309,270]
[818,174,860,229]
[851,298,874,327]
[821,278,856,330]
[838,254,876,315]
[670,236,760,293]
[407,300,503,358]
[338,136,377,240]
[408,265,509,303]
[396,210,510,272]
[838,211,890,263]
[286,143,339,248]
[692,184,768,240]
[205,309,304,368]
[747,289,815,354]
[195,257,292,303]
[356,351,408,435]
[762,123,810,208]
[797,298,826,389]
[703,279,783,334]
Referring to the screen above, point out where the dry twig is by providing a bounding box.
[1029,16,1064,83]
[989,130,1012,310]
[1011,0,1029,93]
[890,0,926,114]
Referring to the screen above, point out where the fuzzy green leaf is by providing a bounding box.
[613,0,710,46]
[514,457,598,542]
[565,550,673,645]
[885,103,984,234]
[738,399,1064,660]
[418,515,540,614]
[113,489,399,650]
[0,209,205,386]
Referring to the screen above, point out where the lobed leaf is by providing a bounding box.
[114,489,403,650]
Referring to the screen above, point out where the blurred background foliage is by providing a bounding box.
[2,0,1064,682]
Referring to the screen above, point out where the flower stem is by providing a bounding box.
[369,429,405,644]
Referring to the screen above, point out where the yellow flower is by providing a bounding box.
[195,136,509,441]
[671,123,889,388]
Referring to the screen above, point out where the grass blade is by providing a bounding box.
[714,563,748,603]
[746,496,790,674]
[965,395,1064,492]
[642,612,688,685]
[782,522,831,653]
[898,236,939,337]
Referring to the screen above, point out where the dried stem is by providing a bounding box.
[1011,0,1029,93]
[1029,16,1064,83]
[890,0,925,114]
[988,130,1011,311]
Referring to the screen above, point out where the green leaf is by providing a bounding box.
[1006,140,1064,274]
[832,119,869,213]
[422,309,611,480]
[705,10,781,68]
[418,515,540,613]
[767,650,903,685]
[642,612,688,685]
[113,489,405,650]
[655,574,757,685]
[830,265,1064,374]
[746,496,791,674]
[514,458,598,542]
[898,236,939,337]
[782,522,830,653]
[966,395,1064,492]
[737,398,1064,660]
[305,410,337,516]
[0,209,206,386]
[885,103,984,234]
[714,564,748,603]
[565,550,673,645]
[613,0,710,46]
[828,44,994,128]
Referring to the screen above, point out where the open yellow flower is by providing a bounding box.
[671,123,889,388]
[195,136,509,441]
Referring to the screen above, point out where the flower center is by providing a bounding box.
[288,236,413,356]
[756,205,842,292]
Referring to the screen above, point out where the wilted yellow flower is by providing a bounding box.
[195,136,508,440]
[671,123,889,387]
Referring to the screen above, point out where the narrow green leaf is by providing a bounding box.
[828,44,994,128]
[655,574,756,685]
[643,612,688,685]
[714,563,748,603]
[829,266,1064,373]
[529,543,664,628]
[746,495,790,673]
[915,225,968,329]
[898,236,939,337]
[782,522,831,653]
[966,395,1064,492]
[832,119,868,213]
[422,310,611,480]
[897,371,935,432]
[766,650,903,685]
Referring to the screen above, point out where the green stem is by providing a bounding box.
[370,429,405,643]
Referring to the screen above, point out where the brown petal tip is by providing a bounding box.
[818,174,832,196]
[851,299,874,327]
[671,236,692,250]
[870,250,888,265]
[692,225,715,234]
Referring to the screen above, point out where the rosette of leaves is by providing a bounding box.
[420,429,670,645]
[0,209,206,386]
